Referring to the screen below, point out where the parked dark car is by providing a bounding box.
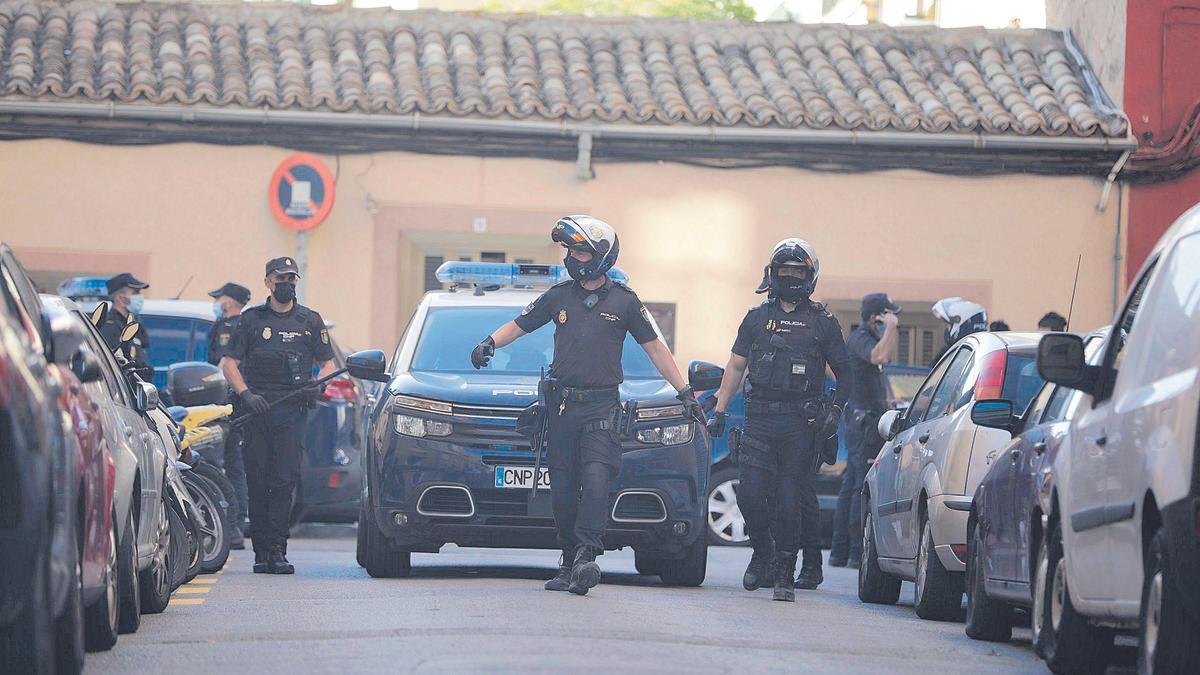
[964,329,1109,642]
[132,299,365,523]
[698,364,930,546]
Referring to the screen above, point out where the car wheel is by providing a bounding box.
[0,545,55,673]
[83,510,120,651]
[634,551,662,576]
[1035,519,1111,673]
[913,513,964,621]
[964,523,1012,642]
[55,543,85,675]
[858,510,901,604]
[139,496,172,614]
[117,506,141,634]
[358,498,411,578]
[1138,528,1198,675]
[706,466,749,546]
[184,473,230,574]
[657,536,708,587]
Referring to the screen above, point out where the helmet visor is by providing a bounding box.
[552,220,589,248]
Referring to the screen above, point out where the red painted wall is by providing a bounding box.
[1124,0,1200,282]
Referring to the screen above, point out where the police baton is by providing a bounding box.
[229,367,349,427]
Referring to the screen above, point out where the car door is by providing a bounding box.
[991,382,1055,583]
[895,345,974,558]
[1068,260,1158,602]
[875,353,953,558]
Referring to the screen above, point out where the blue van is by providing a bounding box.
[356,263,711,585]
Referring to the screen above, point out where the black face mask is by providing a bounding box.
[564,254,599,282]
[771,276,809,302]
[272,281,297,304]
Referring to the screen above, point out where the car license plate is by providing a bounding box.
[494,466,551,489]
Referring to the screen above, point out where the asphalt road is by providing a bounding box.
[85,530,1133,674]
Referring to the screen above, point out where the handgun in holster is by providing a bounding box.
[619,399,639,439]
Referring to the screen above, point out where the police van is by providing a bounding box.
[357,262,711,585]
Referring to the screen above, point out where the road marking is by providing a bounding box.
[172,598,206,605]
[176,586,211,594]
[188,577,218,584]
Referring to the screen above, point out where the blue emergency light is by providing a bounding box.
[57,276,111,300]
[434,262,628,288]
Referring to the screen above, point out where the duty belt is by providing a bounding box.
[744,398,814,415]
[554,385,619,403]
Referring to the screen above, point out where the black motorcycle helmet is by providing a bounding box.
[551,215,620,281]
[755,238,820,301]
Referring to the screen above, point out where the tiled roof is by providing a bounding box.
[0,1,1128,139]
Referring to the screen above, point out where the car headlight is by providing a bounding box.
[636,423,693,446]
[394,395,454,414]
[637,405,684,420]
[394,414,453,438]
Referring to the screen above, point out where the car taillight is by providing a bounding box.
[974,350,1008,401]
[322,377,358,403]
[950,543,968,563]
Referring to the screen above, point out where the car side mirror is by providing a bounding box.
[1037,333,1100,396]
[688,360,724,391]
[134,381,160,412]
[89,301,110,328]
[877,409,902,441]
[971,399,1015,431]
[41,307,87,365]
[120,321,141,346]
[70,348,102,384]
[346,349,390,383]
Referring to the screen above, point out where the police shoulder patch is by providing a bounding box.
[219,333,230,346]
[639,306,651,323]
[557,309,567,324]
[320,328,329,344]
[521,301,535,316]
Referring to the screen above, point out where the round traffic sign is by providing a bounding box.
[268,153,336,232]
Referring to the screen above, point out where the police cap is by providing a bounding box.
[265,257,301,278]
[106,272,149,295]
[861,293,901,320]
[208,282,251,305]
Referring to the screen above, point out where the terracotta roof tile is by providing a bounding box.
[0,0,1127,138]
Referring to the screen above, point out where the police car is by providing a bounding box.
[357,262,711,585]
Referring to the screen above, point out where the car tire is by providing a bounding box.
[185,473,230,574]
[658,536,708,587]
[0,545,55,673]
[55,543,85,675]
[858,510,901,605]
[139,496,172,615]
[1138,528,1198,675]
[964,523,1012,642]
[83,510,120,651]
[166,500,192,591]
[192,460,239,527]
[706,465,749,547]
[914,513,964,621]
[633,551,662,576]
[1034,519,1111,673]
[358,498,411,578]
[117,506,141,634]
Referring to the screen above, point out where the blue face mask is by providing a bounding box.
[213,301,225,320]
[128,294,144,316]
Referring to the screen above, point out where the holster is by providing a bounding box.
[728,426,743,465]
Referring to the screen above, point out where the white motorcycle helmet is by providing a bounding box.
[932,297,988,345]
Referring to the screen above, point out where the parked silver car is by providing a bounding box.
[859,332,1045,620]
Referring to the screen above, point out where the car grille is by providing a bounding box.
[416,486,474,517]
[474,489,532,517]
[451,403,524,420]
[611,492,667,523]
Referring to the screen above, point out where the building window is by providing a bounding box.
[481,251,505,262]
[644,302,676,351]
[423,256,444,292]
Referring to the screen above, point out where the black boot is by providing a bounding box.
[773,552,797,602]
[544,549,574,592]
[253,549,268,574]
[742,539,776,591]
[266,547,294,575]
[794,548,824,590]
[568,547,601,596]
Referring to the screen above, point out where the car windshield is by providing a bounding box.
[411,306,659,378]
[1001,352,1043,412]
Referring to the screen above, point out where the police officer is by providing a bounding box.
[220,258,335,575]
[99,272,153,381]
[829,293,899,569]
[206,281,252,550]
[470,215,702,596]
[706,239,851,602]
[207,282,251,365]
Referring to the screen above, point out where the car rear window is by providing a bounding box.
[1002,353,1043,412]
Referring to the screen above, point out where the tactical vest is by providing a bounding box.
[746,303,826,399]
[243,305,315,391]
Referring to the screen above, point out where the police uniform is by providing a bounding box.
[207,282,251,366]
[512,277,658,558]
[731,297,851,581]
[98,309,153,381]
[228,293,333,560]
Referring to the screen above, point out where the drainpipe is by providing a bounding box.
[1096,149,1132,314]
[0,101,1140,153]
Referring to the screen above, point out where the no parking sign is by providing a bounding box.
[269,153,335,232]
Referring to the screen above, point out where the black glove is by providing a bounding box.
[676,386,705,425]
[301,383,325,406]
[471,336,495,369]
[706,411,727,438]
[239,389,270,416]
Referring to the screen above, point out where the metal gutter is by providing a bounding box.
[0,101,1139,152]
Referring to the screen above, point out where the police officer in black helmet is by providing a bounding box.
[470,215,702,596]
[219,257,335,575]
[706,239,851,602]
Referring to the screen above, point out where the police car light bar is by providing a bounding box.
[57,276,111,300]
[434,262,628,288]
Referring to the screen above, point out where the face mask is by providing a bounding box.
[873,320,886,334]
[271,281,296,304]
[213,302,225,320]
[771,275,808,302]
[128,295,144,316]
[563,254,597,282]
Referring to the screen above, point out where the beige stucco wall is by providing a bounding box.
[1046,0,1127,105]
[0,138,1123,368]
